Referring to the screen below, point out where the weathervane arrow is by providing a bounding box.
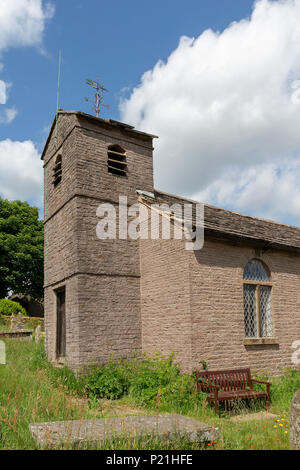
[86,79,98,89]
[85,77,109,117]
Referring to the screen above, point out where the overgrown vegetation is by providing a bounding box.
[84,353,206,414]
[0,339,299,450]
[253,368,300,415]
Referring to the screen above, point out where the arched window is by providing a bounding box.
[243,259,273,338]
[53,155,62,187]
[107,144,127,177]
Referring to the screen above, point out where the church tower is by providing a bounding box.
[42,110,155,370]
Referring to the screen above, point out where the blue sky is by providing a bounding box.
[1,0,300,226]
[1,0,255,145]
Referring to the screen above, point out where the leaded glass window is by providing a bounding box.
[244,284,258,337]
[243,259,270,282]
[243,259,273,338]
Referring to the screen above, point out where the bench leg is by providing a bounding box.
[214,399,219,415]
[266,396,270,411]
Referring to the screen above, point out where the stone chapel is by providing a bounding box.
[42,110,300,374]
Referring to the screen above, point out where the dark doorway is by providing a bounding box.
[56,288,66,358]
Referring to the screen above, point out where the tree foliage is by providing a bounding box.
[0,198,44,300]
[0,299,27,316]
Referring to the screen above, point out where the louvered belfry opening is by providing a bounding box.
[53,155,62,187]
[107,144,127,177]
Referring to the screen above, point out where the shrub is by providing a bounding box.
[84,352,207,413]
[0,299,27,316]
[126,353,181,407]
[85,362,129,400]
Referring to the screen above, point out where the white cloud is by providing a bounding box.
[194,157,300,223]
[0,0,54,53]
[0,80,6,103]
[0,1,55,126]
[0,106,18,124]
[0,1,54,208]
[120,0,300,224]
[0,139,43,208]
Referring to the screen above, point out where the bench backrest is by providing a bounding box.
[196,368,252,391]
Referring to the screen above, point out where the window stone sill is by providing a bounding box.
[244,338,279,346]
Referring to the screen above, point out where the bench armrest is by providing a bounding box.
[251,379,271,397]
[252,379,271,386]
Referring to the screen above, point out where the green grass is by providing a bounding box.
[0,339,298,450]
[0,340,85,449]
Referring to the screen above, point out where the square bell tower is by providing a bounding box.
[42,110,156,370]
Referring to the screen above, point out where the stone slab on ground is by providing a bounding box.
[0,330,33,341]
[30,414,219,448]
[230,411,279,423]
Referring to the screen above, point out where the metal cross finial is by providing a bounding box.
[85,78,110,117]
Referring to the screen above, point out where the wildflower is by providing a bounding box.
[284,431,288,434]
[279,424,283,427]
[274,425,277,429]
[276,438,280,442]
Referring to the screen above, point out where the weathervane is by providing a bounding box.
[85,78,109,117]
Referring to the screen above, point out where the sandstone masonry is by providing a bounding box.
[43,110,300,374]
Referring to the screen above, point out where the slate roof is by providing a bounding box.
[138,188,300,253]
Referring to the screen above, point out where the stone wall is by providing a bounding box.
[76,274,142,367]
[140,236,192,371]
[140,217,300,374]
[190,240,300,374]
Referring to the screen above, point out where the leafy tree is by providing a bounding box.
[0,198,44,300]
[0,299,27,316]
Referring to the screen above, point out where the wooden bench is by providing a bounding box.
[195,368,271,414]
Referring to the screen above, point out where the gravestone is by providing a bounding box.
[0,312,33,342]
[0,341,5,365]
[290,388,300,450]
[10,314,15,330]
[35,325,41,343]
[15,312,24,331]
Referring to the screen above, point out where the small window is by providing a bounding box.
[107,145,127,177]
[53,155,62,187]
[243,259,273,338]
